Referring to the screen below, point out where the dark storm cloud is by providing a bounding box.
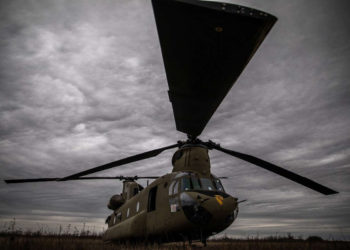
[0,0,349,239]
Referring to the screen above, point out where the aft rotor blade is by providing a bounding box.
[207,142,338,195]
[76,176,160,180]
[152,0,277,137]
[4,176,160,184]
[5,178,59,184]
[60,143,180,181]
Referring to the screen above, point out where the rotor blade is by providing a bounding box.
[5,178,59,184]
[138,177,159,179]
[152,0,277,137]
[4,176,160,184]
[207,141,338,195]
[60,143,180,181]
[76,176,160,180]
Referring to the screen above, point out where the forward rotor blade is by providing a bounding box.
[4,176,160,184]
[152,0,277,137]
[60,143,180,181]
[207,141,338,195]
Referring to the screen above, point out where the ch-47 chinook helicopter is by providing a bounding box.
[4,0,338,246]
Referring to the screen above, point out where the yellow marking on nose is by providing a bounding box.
[215,195,224,205]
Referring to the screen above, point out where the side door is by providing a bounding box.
[146,185,158,234]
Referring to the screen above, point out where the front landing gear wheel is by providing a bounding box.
[201,238,207,247]
[200,230,207,247]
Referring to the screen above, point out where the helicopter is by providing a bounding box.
[4,0,338,246]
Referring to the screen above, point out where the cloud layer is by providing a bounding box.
[0,0,349,239]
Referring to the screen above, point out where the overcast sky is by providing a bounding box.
[0,0,349,240]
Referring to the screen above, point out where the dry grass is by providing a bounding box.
[0,220,348,250]
[202,240,350,250]
[0,234,349,250]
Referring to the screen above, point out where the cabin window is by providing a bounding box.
[127,208,130,218]
[148,186,157,212]
[113,216,117,224]
[136,201,140,212]
[200,178,215,191]
[133,188,139,196]
[181,177,192,191]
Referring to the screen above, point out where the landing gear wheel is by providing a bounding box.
[201,238,207,247]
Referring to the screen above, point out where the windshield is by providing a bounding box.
[181,177,191,191]
[200,178,215,191]
[178,174,225,192]
[213,178,224,192]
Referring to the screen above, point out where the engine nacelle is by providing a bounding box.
[108,194,125,210]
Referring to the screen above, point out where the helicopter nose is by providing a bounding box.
[181,192,238,228]
[202,193,238,228]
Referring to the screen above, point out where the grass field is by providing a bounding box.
[0,234,349,250]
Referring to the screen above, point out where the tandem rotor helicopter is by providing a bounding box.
[4,0,338,246]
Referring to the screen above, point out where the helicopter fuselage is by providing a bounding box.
[104,170,238,243]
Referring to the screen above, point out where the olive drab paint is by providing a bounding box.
[172,146,211,176]
[103,145,239,243]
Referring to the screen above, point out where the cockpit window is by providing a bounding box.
[181,177,192,191]
[191,176,201,190]
[175,172,188,178]
[200,178,215,191]
[170,173,225,195]
[213,178,224,192]
[168,181,175,195]
[173,180,179,195]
